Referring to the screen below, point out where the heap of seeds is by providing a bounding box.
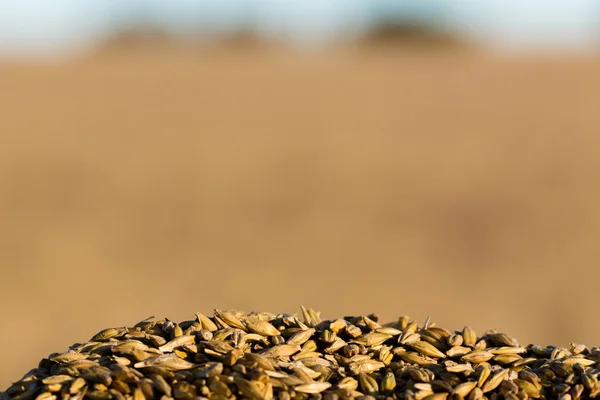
[4,307,600,400]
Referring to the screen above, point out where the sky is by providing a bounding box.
[0,0,599,56]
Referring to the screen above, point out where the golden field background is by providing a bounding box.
[1,38,600,388]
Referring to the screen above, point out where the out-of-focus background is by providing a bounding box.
[2,0,600,389]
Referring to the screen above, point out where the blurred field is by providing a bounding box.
[1,39,600,389]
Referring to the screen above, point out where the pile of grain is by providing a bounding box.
[4,307,599,400]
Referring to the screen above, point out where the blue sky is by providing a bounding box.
[0,0,599,56]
